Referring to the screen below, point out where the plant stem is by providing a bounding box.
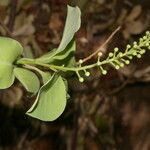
[16,52,127,72]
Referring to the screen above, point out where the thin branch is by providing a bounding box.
[70,102,79,150]
[7,0,18,31]
[108,78,130,95]
[81,26,121,63]
[0,19,14,37]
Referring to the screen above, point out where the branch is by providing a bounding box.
[7,0,18,31]
[0,19,14,37]
[81,26,121,63]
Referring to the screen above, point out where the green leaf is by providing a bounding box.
[62,78,70,100]
[23,46,34,58]
[0,37,23,89]
[35,5,81,64]
[37,71,51,84]
[34,69,51,84]
[0,64,15,89]
[40,72,51,84]
[26,74,67,121]
[57,5,81,52]
[51,40,76,67]
[35,48,57,64]
[0,37,23,63]
[23,65,51,84]
[36,40,76,67]
[14,67,40,93]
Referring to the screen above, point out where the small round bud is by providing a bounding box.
[146,42,149,47]
[140,50,146,54]
[133,51,137,56]
[146,31,150,35]
[143,36,147,40]
[79,77,84,82]
[127,44,131,49]
[109,52,113,57]
[148,46,150,50]
[98,52,103,57]
[137,54,141,58]
[140,38,143,42]
[125,60,130,64]
[115,65,120,70]
[133,45,138,49]
[118,52,123,57]
[128,56,133,59]
[120,63,124,67]
[79,59,83,64]
[114,47,119,52]
[102,70,107,75]
[133,42,137,45]
[85,72,90,77]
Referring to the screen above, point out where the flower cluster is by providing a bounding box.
[76,31,150,82]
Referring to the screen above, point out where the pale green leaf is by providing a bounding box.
[34,69,51,84]
[26,74,67,121]
[40,72,51,84]
[57,5,81,52]
[24,66,51,84]
[23,46,34,58]
[51,40,76,67]
[62,78,70,99]
[35,48,57,64]
[0,37,23,89]
[14,67,40,93]
[36,40,76,67]
[0,63,15,89]
[0,37,23,63]
[35,5,80,64]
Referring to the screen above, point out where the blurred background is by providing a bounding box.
[0,0,150,150]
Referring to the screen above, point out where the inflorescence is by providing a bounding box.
[75,31,150,82]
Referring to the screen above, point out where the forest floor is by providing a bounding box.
[0,0,150,150]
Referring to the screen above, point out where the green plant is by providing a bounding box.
[0,5,150,121]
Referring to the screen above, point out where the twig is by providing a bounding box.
[107,68,137,95]
[0,19,14,37]
[17,131,29,150]
[70,100,80,150]
[107,78,130,95]
[7,0,18,31]
[81,26,121,63]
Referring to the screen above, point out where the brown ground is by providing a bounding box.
[0,0,150,150]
